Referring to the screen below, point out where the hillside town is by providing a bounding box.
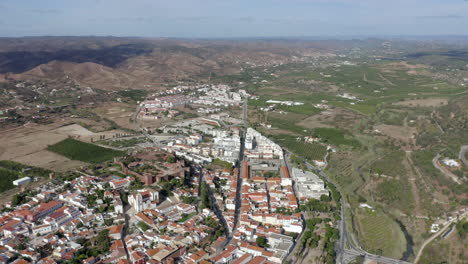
[0,86,335,264]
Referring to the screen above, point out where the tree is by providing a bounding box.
[320,195,331,202]
[256,236,269,248]
[96,230,110,253]
[137,221,150,232]
[165,155,176,163]
[200,182,211,209]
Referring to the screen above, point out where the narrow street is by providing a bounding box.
[198,166,231,239]
[121,204,131,262]
[222,98,248,247]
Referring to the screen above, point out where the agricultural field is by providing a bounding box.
[117,89,148,102]
[48,138,125,164]
[312,127,361,148]
[355,209,408,259]
[369,150,406,176]
[270,134,328,161]
[241,59,467,263]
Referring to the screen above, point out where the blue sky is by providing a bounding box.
[0,0,467,37]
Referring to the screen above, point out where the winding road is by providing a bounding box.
[414,209,468,263]
[432,154,462,184]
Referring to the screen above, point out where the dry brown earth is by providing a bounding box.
[374,124,417,143]
[393,98,448,107]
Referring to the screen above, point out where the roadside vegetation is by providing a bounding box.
[97,137,149,148]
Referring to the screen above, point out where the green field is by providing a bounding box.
[271,134,328,160]
[117,89,148,101]
[48,138,125,164]
[356,210,407,259]
[370,150,405,176]
[313,127,361,148]
[267,117,310,135]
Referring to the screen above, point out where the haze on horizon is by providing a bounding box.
[0,0,467,38]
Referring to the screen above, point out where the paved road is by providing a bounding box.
[221,97,248,248]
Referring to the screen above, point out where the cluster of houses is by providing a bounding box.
[201,160,300,263]
[245,128,283,160]
[137,95,191,120]
[163,120,242,165]
[137,84,248,121]
[193,85,246,107]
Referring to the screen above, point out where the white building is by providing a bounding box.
[292,168,329,200]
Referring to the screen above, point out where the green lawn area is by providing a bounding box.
[356,210,407,259]
[270,134,328,160]
[48,138,125,164]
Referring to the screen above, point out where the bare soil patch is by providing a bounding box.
[394,99,448,107]
[92,102,138,130]
[0,122,93,171]
[54,123,95,136]
[297,107,359,130]
[374,124,417,143]
[14,150,87,172]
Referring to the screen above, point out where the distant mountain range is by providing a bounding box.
[0,37,321,90]
[1,36,466,90]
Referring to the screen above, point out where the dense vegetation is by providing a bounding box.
[0,168,19,193]
[64,229,111,264]
[211,158,234,172]
[48,138,124,164]
[256,236,269,248]
[0,161,51,193]
[117,89,148,101]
